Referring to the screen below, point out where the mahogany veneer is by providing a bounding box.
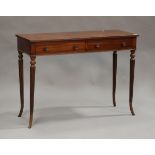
[16,30,139,128]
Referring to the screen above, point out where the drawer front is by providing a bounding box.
[87,38,136,51]
[35,41,85,55]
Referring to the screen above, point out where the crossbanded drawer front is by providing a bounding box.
[86,38,136,51]
[35,41,85,55]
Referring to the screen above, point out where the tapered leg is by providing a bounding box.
[28,55,36,128]
[129,50,136,115]
[113,51,117,107]
[18,51,24,117]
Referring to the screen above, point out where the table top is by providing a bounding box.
[16,30,138,43]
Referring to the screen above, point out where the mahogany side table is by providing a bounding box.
[16,30,139,128]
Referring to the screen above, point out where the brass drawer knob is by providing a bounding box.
[121,42,127,47]
[95,43,101,48]
[43,47,49,52]
[73,45,79,50]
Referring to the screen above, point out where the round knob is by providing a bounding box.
[121,42,127,47]
[95,43,101,48]
[73,45,79,50]
[43,47,49,52]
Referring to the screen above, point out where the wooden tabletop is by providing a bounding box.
[16,30,138,42]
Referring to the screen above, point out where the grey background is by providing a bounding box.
[0,16,154,138]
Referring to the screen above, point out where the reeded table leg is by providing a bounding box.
[129,50,136,115]
[18,51,24,117]
[113,51,117,107]
[28,55,36,128]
